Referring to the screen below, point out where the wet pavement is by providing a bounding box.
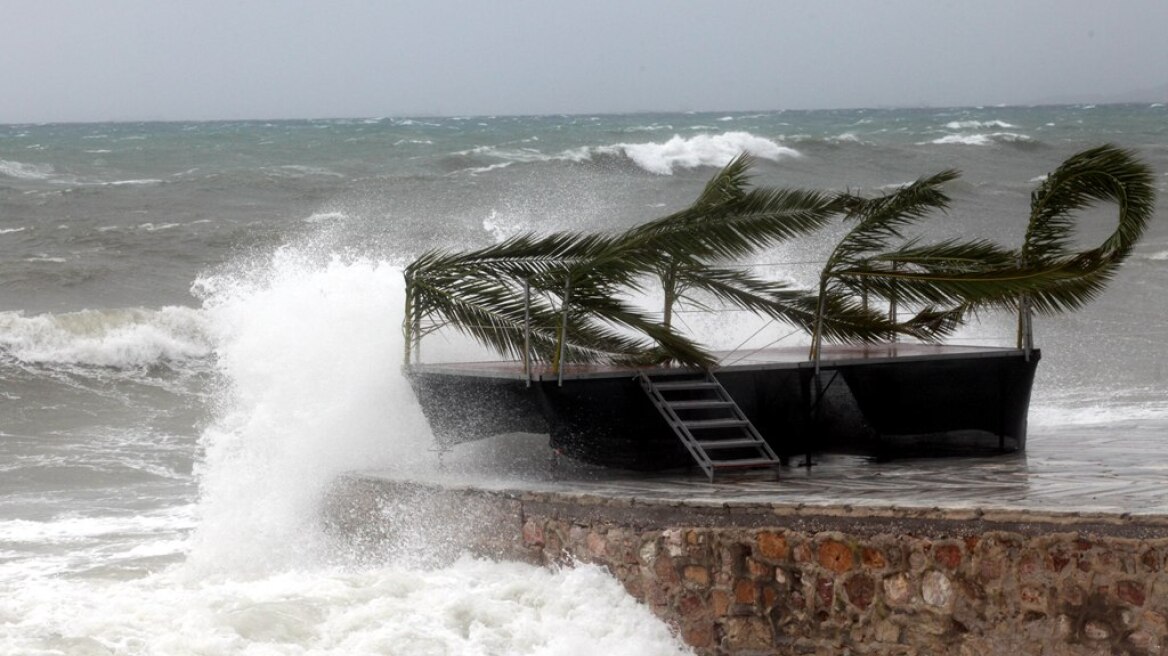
[389,419,1168,517]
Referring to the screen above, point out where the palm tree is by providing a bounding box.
[1015,144,1157,354]
[811,144,1156,364]
[404,156,897,371]
[405,145,1157,375]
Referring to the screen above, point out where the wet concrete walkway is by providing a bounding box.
[377,419,1168,517]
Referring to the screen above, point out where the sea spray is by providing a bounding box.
[185,248,434,577]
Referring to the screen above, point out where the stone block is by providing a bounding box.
[922,570,953,609]
[1084,620,1111,640]
[681,621,714,649]
[862,546,888,570]
[586,531,607,558]
[711,589,730,617]
[654,554,680,584]
[747,557,772,580]
[721,617,774,651]
[734,578,758,605]
[758,531,789,561]
[844,573,876,610]
[683,565,711,588]
[884,572,914,607]
[1117,579,1146,607]
[816,576,834,609]
[819,539,855,573]
[934,544,962,570]
[521,518,544,547]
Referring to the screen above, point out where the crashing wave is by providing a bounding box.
[0,159,54,181]
[0,307,211,367]
[597,132,800,175]
[451,132,799,176]
[943,120,1017,130]
[925,132,1038,147]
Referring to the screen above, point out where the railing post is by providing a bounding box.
[1021,295,1034,361]
[402,276,413,371]
[888,262,898,343]
[523,278,532,387]
[555,275,572,387]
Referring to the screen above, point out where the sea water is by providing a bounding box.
[2,106,1167,654]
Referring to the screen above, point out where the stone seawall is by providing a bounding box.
[326,475,1168,655]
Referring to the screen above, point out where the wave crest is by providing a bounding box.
[0,307,211,367]
[926,132,1039,147]
[599,131,800,175]
[0,159,54,181]
[943,120,1017,130]
[448,132,799,176]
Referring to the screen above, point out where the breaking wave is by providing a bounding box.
[601,132,800,175]
[0,159,55,181]
[448,132,800,176]
[0,307,211,367]
[943,120,1017,130]
[925,132,1039,147]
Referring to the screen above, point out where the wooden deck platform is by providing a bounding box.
[410,343,1024,381]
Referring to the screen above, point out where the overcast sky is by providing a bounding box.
[3,0,1166,123]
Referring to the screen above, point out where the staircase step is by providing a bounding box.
[682,418,750,430]
[697,439,765,450]
[711,457,780,469]
[639,370,781,481]
[668,400,735,410]
[652,380,720,391]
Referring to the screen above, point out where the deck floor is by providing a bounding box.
[411,343,1021,380]
[362,416,1168,517]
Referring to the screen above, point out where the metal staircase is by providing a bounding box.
[638,371,782,481]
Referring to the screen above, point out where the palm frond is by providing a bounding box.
[1024,144,1157,264]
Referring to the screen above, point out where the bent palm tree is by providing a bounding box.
[1015,144,1157,351]
[406,145,1157,374]
[404,156,894,370]
[813,144,1156,364]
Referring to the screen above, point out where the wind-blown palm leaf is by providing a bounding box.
[1016,144,1157,326]
[831,170,960,263]
[1024,144,1156,263]
[808,170,962,358]
[667,265,913,343]
[817,145,1156,354]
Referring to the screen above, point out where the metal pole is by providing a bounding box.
[888,262,898,343]
[557,275,572,387]
[1022,295,1034,362]
[523,278,532,387]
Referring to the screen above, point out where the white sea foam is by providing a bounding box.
[0,227,27,235]
[138,222,182,231]
[943,120,1017,129]
[105,179,164,187]
[926,132,1035,146]
[454,132,797,176]
[604,132,800,175]
[0,159,54,180]
[0,307,211,367]
[0,508,195,546]
[0,558,691,655]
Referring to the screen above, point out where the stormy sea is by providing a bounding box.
[2,104,1167,654]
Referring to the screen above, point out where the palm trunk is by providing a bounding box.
[402,276,414,370]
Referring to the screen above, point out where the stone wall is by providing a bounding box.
[326,476,1168,655]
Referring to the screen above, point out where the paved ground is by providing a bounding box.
[388,419,1168,517]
